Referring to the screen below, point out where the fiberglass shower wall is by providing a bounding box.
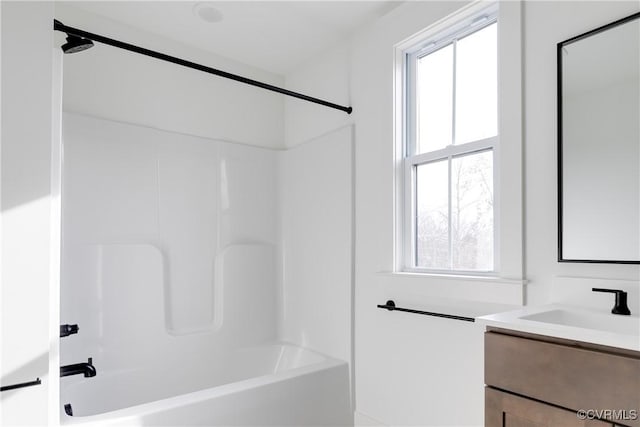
[60,113,278,373]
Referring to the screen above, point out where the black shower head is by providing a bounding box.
[61,34,94,54]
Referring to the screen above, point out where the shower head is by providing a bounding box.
[61,34,94,54]
[55,19,94,54]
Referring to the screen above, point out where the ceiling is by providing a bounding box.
[59,1,402,75]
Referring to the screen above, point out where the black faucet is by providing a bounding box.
[60,358,97,378]
[592,288,631,315]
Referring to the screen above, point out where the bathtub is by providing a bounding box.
[60,343,352,426]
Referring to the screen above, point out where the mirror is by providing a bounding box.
[558,12,640,264]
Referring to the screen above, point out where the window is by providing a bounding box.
[400,7,498,274]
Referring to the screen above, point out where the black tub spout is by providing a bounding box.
[60,358,96,378]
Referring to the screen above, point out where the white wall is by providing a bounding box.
[284,1,639,426]
[285,46,352,148]
[0,1,56,425]
[55,3,285,150]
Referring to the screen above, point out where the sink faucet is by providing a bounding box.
[592,288,631,315]
[60,358,97,378]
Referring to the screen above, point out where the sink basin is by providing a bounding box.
[477,304,640,351]
[520,309,639,336]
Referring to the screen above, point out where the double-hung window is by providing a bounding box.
[401,7,498,274]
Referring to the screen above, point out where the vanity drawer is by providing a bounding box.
[485,331,640,426]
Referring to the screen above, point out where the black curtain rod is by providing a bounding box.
[53,20,353,115]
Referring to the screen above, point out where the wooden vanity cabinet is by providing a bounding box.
[485,329,640,427]
[486,388,614,427]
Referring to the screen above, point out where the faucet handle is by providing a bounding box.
[60,324,79,338]
[592,288,631,315]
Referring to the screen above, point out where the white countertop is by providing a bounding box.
[476,304,640,351]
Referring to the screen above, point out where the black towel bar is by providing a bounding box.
[0,378,42,392]
[377,300,475,322]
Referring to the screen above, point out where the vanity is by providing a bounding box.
[479,303,640,427]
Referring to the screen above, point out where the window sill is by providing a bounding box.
[375,271,526,306]
[381,271,526,285]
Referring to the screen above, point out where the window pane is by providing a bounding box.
[455,22,497,144]
[415,159,449,269]
[451,150,493,271]
[416,44,453,154]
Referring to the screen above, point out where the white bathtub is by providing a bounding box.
[60,343,352,426]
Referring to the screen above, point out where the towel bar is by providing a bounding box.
[377,300,475,322]
[0,378,42,392]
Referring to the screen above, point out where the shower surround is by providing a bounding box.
[59,113,352,424]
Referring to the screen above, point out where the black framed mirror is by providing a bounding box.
[558,11,640,264]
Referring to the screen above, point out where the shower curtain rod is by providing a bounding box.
[53,20,353,115]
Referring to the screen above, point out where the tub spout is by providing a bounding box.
[61,358,96,378]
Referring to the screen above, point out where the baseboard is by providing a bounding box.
[354,411,387,426]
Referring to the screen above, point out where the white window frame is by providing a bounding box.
[398,3,500,276]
